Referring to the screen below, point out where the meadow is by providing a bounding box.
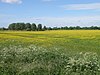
[0,30,100,75]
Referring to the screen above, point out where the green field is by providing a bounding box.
[0,30,100,75]
[0,30,100,54]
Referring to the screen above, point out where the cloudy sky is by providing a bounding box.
[1,0,100,27]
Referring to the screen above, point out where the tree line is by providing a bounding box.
[8,23,47,31]
[1,23,100,31]
[52,26,100,30]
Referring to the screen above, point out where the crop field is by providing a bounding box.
[0,30,100,54]
[0,30,100,75]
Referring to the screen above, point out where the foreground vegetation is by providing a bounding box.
[0,45,100,75]
[0,30,100,75]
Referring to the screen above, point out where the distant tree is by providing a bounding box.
[47,27,52,30]
[93,26,99,30]
[31,23,37,31]
[0,28,2,30]
[25,23,31,30]
[43,26,47,31]
[8,22,100,31]
[65,26,69,30]
[69,26,74,30]
[38,24,42,31]
[82,27,88,30]
[26,28,31,31]
[75,26,81,30]
[8,23,16,30]
[53,27,58,30]
[15,23,21,30]
[19,23,25,30]
[0,27,7,31]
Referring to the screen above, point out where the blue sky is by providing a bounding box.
[1,0,100,27]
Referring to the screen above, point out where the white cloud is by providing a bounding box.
[62,3,100,10]
[1,14,100,27]
[0,0,22,4]
[37,16,100,27]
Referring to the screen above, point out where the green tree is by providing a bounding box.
[0,27,6,31]
[15,23,21,30]
[25,23,31,30]
[26,28,31,31]
[75,26,81,30]
[43,26,47,31]
[31,23,37,31]
[19,23,25,30]
[47,27,52,30]
[38,24,42,31]
[8,23,16,30]
[69,26,74,30]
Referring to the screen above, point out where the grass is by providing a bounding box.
[0,30,100,75]
[0,30,100,54]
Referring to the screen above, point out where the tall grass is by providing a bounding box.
[0,45,99,75]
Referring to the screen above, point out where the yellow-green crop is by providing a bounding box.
[0,30,100,54]
[0,30,100,75]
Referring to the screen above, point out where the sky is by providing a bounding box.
[1,0,100,27]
